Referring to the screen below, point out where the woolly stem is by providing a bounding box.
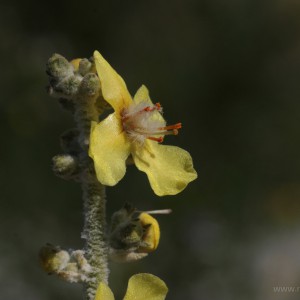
[82,173,109,299]
[74,75,109,300]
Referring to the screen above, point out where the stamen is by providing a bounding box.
[172,129,179,135]
[159,123,182,130]
[143,103,162,113]
[147,136,164,143]
[155,102,162,111]
[121,101,181,144]
[140,209,172,215]
[143,106,152,112]
[122,102,162,121]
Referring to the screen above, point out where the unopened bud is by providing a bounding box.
[78,59,93,76]
[52,154,78,179]
[78,73,100,97]
[46,54,73,79]
[39,244,69,274]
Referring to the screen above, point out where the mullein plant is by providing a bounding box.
[40,51,197,300]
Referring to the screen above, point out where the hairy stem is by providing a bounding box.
[74,74,109,300]
[82,172,109,299]
[75,79,109,299]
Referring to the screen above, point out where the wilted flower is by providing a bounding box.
[109,203,166,262]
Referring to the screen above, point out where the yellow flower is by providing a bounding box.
[94,273,168,300]
[89,51,197,196]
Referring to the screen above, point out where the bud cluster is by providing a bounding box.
[39,244,92,283]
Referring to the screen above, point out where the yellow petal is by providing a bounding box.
[89,113,130,186]
[132,141,197,196]
[94,50,132,112]
[94,282,115,300]
[133,85,154,105]
[133,85,165,124]
[123,273,168,300]
[138,213,160,253]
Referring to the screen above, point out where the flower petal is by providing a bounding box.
[94,51,132,112]
[133,85,165,123]
[138,213,160,253]
[94,282,115,300]
[89,113,130,186]
[132,141,197,196]
[133,85,154,105]
[123,273,168,300]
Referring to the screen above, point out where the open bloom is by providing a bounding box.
[94,273,168,300]
[89,51,197,196]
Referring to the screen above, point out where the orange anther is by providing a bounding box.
[159,123,182,131]
[148,136,164,143]
[155,103,162,110]
[143,106,152,112]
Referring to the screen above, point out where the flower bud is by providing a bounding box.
[52,154,79,179]
[46,54,73,79]
[39,244,70,274]
[78,73,100,97]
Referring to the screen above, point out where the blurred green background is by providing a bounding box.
[1,0,300,299]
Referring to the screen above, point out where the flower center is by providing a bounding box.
[121,101,181,144]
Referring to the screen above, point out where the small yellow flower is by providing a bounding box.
[89,51,197,196]
[94,273,168,300]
